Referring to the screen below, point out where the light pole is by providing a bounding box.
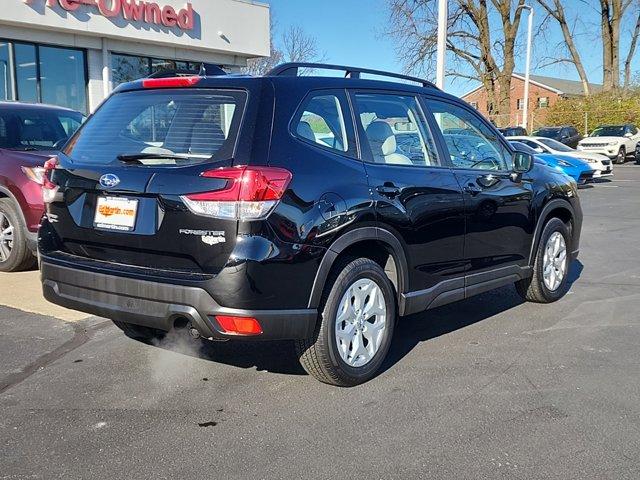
[520,4,534,130]
[436,0,448,89]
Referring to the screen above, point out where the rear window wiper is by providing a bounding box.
[117,153,192,164]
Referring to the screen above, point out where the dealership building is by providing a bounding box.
[0,0,270,113]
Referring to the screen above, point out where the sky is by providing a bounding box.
[263,0,640,97]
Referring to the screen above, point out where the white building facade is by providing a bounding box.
[0,0,270,113]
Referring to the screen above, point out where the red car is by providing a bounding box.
[0,102,84,272]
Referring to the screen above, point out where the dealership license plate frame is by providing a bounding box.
[94,196,139,232]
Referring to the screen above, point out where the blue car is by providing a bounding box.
[510,141,596,184]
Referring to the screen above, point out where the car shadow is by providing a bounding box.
[144,260,584,380]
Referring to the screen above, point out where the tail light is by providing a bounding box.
[181,166,292,221]
[21,166,46,185]
[215,315,263,336]
[42,156,60,204]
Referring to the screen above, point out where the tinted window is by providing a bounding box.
[293,93,348,152]
[426,99,510,171]
[534,127,561,138]
[39,46,87,113]
[65,89,246,166]
[0,108,83,150]
[354,93,439,167]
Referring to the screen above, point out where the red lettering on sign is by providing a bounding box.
[177,3,193,30]
[35,0,195,30]
[161,5,177,27]
[145,2,161,24]
[97,0,120,17]
[121,0,145,21]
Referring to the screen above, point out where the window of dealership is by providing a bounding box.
[1,0,270,113]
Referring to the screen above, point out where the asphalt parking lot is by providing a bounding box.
[1,166,639,479]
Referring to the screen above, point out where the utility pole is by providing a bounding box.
[521,4,534,130]
[436,0,447,89]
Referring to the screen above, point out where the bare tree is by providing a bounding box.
[244,25,325,76]
[281,26,327,69]
[623,3,640,88]
[385,0,526,117]
[535,0,592,95]
[600,0,633,90]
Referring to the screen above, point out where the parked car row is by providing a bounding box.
[499,123,640,166]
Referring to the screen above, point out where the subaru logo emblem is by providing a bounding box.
[99,174,120,189]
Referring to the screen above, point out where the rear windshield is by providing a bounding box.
[65,89,246,166]
[0,108,84,151]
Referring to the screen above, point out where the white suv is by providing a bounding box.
[577,124,640,164]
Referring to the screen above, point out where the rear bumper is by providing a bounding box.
[40,259,317,341]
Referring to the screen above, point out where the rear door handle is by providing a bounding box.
[376,184,401,198]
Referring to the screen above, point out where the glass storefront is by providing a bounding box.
[0,42,13,101]
[111,53,199,87]
[0,39,87,113]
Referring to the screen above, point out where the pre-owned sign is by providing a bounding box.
[25,0,195,30]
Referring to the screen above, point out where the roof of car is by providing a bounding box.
[114,62,467,104]
[0,101,81,114]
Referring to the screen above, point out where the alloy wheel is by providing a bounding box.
[335,278,387,368]
[0,211,14,263]
[542,231,567,291]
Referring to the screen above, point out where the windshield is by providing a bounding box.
[0,108,84,151]
[509,141,538,155]
[538,138,573,152]
[65,89,246,166]
[591,126,625,137]
[534,128,561,138]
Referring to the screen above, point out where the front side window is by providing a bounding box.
[353,93,439,167]
[426,99,511,171]
[292,93,348,152]
[65,89,245,166]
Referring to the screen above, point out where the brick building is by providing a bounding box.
[461,73,602,129]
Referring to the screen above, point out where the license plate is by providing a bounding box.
[94,196,138,232]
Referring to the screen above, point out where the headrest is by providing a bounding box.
[366,121,396,157]
[297,121,316,142]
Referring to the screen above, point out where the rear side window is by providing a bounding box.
[0,109,83,150]
[65,89,246,166]
[292,93,348,152]
[353,93,440,167]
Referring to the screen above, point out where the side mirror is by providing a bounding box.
[624,132,633,138]
[513,152,534,173]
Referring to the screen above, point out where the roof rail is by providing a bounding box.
[147,63,227,79]
[267,62,438,89]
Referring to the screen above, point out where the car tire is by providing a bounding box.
[112,320,166,342]
[295,257,396,387]
[616,147,626,164]
[0,199,37,273]
[516,217,572,303]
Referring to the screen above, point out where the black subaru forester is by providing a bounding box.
[39,63,582,386]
